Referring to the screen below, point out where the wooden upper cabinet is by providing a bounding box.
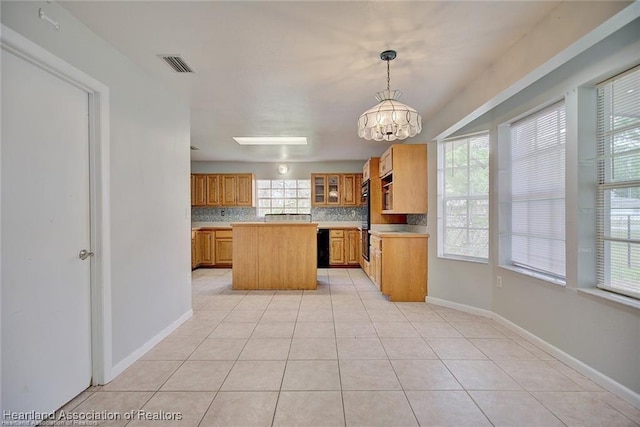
[362,159,371,181]
[379,149,393,178]
[312,173,363,207]
[206,175,221,206]
[327,175,340,205]
[221,175,237,205]
[342,174,357,206]
[192,174,206,206]
[191,175,196,205]
[355,174,365,206]
[378,144,427,214]
[236,174,253,206]
[191,173,254,207]
[312,174,327,205]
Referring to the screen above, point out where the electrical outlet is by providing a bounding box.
[221,209,225,216]
[496,276,502,288]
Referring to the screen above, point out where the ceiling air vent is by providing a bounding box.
[159,55,194,73]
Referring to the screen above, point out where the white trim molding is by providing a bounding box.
[109,310,193,380]
[426,296,640,409]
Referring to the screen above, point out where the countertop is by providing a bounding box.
[192,221,363,230]
[369,230,429,238]
[231,222,319,227]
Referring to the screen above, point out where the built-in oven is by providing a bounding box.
[361,179,370,261]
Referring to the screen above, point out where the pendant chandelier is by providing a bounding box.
[358,50,422,142]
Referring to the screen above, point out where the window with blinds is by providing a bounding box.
[439,132,490,261]
[509,102,566,279]
[596,66,640,300]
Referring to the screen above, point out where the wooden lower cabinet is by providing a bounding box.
[329,228,360,266]
[192,228,232,269]
[191,230,199,269]
[215,230,233,265]
[346,229,360,264]
[369,235,382,290]
[368,232,428,302]
[329,230,345,265]
[200,231,215,265]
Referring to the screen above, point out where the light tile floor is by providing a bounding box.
[57,268,640,426]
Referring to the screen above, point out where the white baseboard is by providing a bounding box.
[426,296,494,318]
[106,309,193,382]
[426,296,640,409]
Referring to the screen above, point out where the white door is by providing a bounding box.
[1,48,92,415]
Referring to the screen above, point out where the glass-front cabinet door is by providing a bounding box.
[327,175,340,204]
[312,174,327,205]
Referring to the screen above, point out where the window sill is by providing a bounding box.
[438,254,488,265]
[577,288,640,311]
[498,264,566,287]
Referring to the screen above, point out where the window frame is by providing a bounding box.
[437,131,490,263]
[596,65,640,300]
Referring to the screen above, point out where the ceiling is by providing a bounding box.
[60,1,561,163]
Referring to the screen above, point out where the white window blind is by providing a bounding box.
[597,66,640,300]
[256,179,311,217]
[509,102,566,279]
[439,132,490,260]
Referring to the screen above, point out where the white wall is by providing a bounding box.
[192,160,366,180]
[428,5,640,397]
[1,2,192,375]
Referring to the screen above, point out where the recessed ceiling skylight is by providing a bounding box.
[233,137,307,146]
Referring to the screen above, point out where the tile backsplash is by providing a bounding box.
[192,206,366,223]
[407,214,428,226]
[310,207,366,222]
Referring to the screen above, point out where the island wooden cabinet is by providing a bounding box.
[232,223,317,290]
[368,231,428,302]
[312,173,364,207]
[191,173,254,207]
[329,228,360,266]
[378,144,427,214]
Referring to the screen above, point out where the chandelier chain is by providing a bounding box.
[386,59,390,91]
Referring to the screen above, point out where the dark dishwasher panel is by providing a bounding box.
[317,228,330,268]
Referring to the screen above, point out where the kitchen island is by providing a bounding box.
[231,222,318,290]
